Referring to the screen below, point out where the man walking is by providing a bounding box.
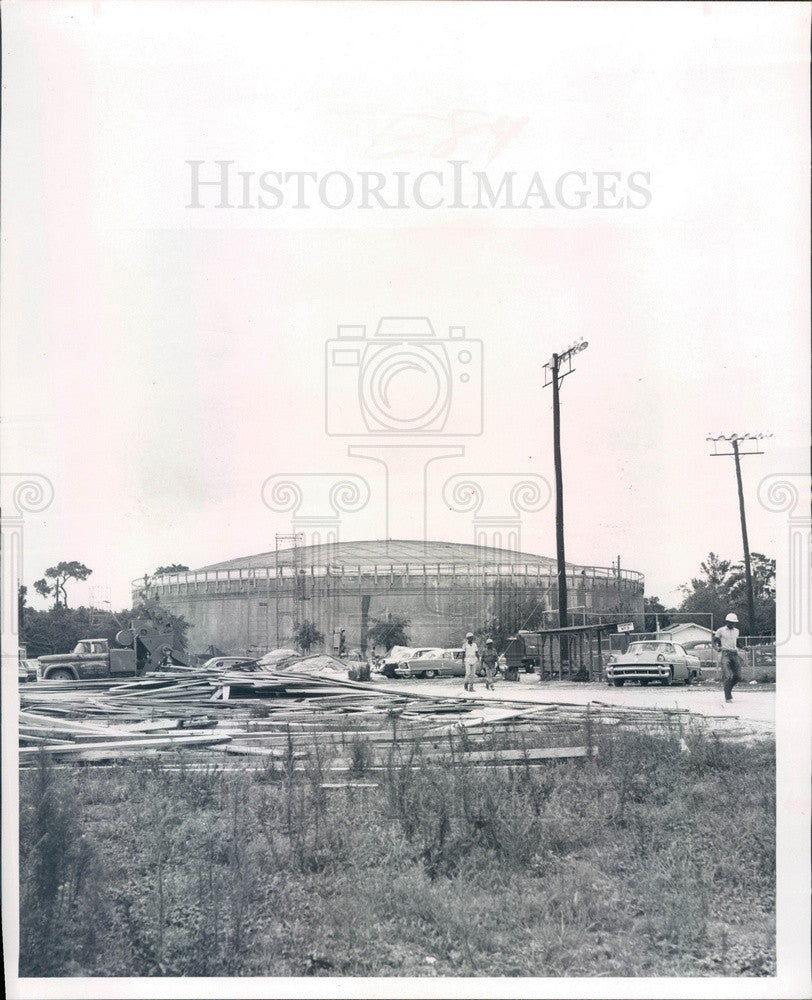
[481,638,499,691]
[714,612,742,704]
[462,632,479,692]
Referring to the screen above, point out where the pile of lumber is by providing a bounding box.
[16,663,753,767]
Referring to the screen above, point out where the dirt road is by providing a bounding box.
[378,674,775,733]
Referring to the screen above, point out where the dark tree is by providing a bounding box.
[23,605,124,656]
[644,596,673,633]
[18,585,28,640]
[34,561,92,609]
[293,620,325,654]
[726,553,776,635]
[154,564,190,575]
[678,551,775,634]
[367,615,410,652]
[476,581,548,651]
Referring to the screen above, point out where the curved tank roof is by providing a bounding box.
[198,539,559,572]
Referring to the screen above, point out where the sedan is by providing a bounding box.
[378,646,445,679]
[395,648,465,679]
[605,641,701,687]
[201,655,256,671]
[680,640,721,681]
[395,649,508,679]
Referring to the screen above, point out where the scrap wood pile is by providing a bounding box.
[17,654,753,767]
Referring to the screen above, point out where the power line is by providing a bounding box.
[707,432,771,633]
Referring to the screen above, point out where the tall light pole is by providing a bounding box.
[707,432,771,633]
[543,338,589,640]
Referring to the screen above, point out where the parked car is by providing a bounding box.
[391,647,446,679]
[395,648,509,680]
[605,641,701,687]
[680,639,716,662]
[201,655,255,672]
[745,644,776,683]
[378,646,443,678]
[679,640,720,681]
[373,644,415,679]
[18,645,37,683]
[395,648,464,679]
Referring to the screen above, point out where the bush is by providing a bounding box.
[19,754,107,975]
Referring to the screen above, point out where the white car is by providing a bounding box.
[201,655,255,672]
[378,646,444,679]
[605,641,701,687]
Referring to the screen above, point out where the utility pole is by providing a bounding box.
[550,353,567,630]
[543,338,590,644]
[707,432,771,633]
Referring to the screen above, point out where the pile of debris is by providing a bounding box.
[16,652,756,767]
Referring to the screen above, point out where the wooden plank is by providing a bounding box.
[330,745,598,768]
[223,744,307,758]
[422,704,562,736]
[19,734,232,755]
[321,782,378,789]
[19,734,75,744]
[456,745,598,763]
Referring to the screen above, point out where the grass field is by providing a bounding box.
[19,722,775,978]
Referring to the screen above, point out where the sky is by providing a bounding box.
[2,1,809,615]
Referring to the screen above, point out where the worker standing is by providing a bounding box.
[713,612,743,704]
[462,632,480,692]
[481,638,499,691]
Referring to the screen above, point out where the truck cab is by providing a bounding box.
[75,639,109,656]
[504,632,540,674]
[37,638,137,681]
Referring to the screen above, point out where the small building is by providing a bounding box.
[659,622,713,646]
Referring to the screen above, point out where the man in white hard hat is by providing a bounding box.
[462,632,480,692]
[713,612,742,704]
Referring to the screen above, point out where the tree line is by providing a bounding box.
[20,562,192,657]
[644,551,775,636]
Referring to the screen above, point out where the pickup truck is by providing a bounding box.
[37,639,139,681]
[36,622,186,681]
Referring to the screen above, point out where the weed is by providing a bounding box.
[19,753,106,975]
[18,721,776,978]
[348,734,373,776]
